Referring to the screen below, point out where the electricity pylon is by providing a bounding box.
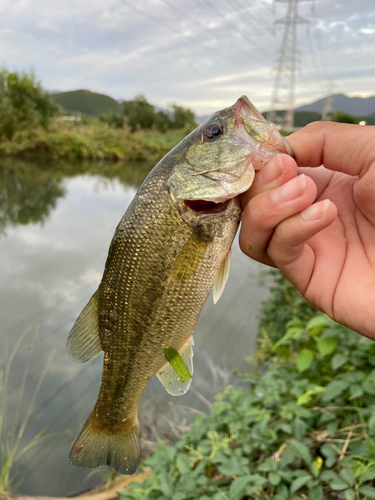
[321,80,337,120]
[268,0,314,129]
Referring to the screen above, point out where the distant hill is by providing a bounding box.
[263,110,322,127]
[296,94,375,117]
[51,89,121,116]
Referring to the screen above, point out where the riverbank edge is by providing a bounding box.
[0,123,193,163]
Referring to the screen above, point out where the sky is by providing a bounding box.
[0,0,374,115]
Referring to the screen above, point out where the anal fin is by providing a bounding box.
[213,249,231,304]
[157,336,194,396]
[66,291,102,363]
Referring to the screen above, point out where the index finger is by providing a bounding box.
[287,122,375,178]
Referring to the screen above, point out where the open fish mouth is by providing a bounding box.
[184,199,230,215]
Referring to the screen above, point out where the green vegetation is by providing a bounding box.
[330,111,359,124]
[327,111,375,125]
[0,119,193,162]
[293,112,322,128]
[100,94,196,133]
[120,271,375,500]
[52,92,196,133]
[0,70,196,161]
[51,89,121,116]
[0,69,58,141]
[258,269,318,342]
[265,110,375,128]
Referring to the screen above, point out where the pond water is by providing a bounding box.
[0,157,271,496]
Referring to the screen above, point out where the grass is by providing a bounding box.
[0,119,194,162]
[0,327,57,495]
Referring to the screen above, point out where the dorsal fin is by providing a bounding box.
[157,336,194,396]
[66,291,102,363]
[212,249,231,304]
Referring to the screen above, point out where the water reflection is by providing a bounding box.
[0,157,155,234]
[0,159,65,233]
[0,157,270,496]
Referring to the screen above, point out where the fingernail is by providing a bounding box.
[257,154,284,185]
[301,199,330,221]
[271,174,306,203]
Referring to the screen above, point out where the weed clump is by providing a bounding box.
[121,271,375,500]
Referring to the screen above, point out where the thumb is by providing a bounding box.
[287,122,375,178]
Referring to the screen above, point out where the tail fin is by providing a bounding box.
[69,412,140,475]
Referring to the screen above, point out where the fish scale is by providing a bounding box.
[66,95,293,474]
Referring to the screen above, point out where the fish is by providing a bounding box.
[66,95,293,475]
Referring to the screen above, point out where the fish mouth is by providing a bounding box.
[233,95,294,157]
[184,199,231,215]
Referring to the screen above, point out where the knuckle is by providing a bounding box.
[268,227,298,266]
[246,196,276,231]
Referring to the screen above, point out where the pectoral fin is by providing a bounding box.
[212,249,231,304]
[157,336,194,396]
[66,291,102,363]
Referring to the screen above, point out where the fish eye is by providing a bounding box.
[205,121,223,139]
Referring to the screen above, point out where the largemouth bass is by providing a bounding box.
[67,96,292,474]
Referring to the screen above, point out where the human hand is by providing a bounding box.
[239,122,375,338]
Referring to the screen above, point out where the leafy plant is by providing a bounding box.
[257,269,317,342]
[120,271,375,500]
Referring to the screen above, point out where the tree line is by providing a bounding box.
[99,94,196,132]
[0,68,366,144]
[0,69,196,141]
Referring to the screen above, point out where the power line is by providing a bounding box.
[118,0,190,38]
[159,0,260,64]
[305,23,327,86]
[118,0,269,68]
[227,0,276,46]
[158,0,252,64]
[117,0,240,66]
[196,0,274,60]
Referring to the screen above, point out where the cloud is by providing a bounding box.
[360,27,375,35]
[38,18,61,32]
[0,0,373,112]
[0,28,15,41]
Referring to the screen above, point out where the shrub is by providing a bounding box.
[0,68,58,140]
[120,272,375,500]
[98,112,125,129]
[258,269,317,342]
[330,112,358,124]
